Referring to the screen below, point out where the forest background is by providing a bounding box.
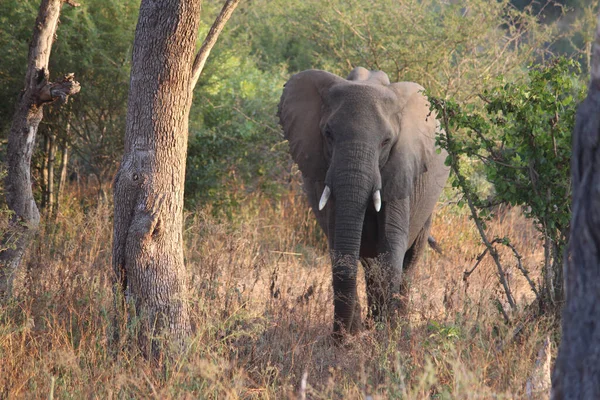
[0,0,597,398]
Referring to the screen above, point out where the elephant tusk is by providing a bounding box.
[318,186,331,210]
[373,190,381,212]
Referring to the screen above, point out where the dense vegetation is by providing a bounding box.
[1,0,594,210]
[0,0,597,397]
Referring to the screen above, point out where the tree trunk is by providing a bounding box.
[46,128,57,215]
[112,0,203,357]
[0,0,80,300]
[551,12,600,399]
[41,132,50,209]
[56,120,70,216]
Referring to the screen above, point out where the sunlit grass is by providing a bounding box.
[0,188,554,398]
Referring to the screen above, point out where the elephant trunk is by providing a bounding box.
[330,144,379,336]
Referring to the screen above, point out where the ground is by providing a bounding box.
[0,189,553,399]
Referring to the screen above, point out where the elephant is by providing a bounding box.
[278,66,450,338]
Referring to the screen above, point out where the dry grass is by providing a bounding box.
[0,189,555,399]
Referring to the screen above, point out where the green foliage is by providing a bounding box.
[432,57,587,305]
[1,0,594,215]
[242,0,557,100]
[186,50,288,211]
[483,59,583,239]
[183,0,571,211]
[0,0,139,185]
[0,0,38,135]
[48,0,138,181]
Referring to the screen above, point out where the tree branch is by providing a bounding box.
[37,73,81,105]
[190,0,241,90]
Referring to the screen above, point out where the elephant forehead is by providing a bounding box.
[329,82,396,106]
[327,84,397,129]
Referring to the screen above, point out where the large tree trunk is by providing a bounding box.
[0,0,80,300]
[112,0,240,358]
[112,0,203,357]
[551,13,600,399]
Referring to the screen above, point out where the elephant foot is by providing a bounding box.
[332,301,363,344]
[331,320,362,345]
[365,290,410,331]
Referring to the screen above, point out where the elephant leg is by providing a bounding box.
[398,216,433,315]
[329,208,362,336]
[377,199,410,322]
[332,254,362,336]
[362,250,407,325]
[361,257,384,324]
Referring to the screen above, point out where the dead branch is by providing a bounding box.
[502,238,540,300]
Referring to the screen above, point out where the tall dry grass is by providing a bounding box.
[0,188,554,399]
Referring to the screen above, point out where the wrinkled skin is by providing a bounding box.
[278,67,449,337]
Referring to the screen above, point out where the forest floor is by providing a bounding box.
[0,187,555,399]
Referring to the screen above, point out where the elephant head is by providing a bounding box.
[278,67,445,336]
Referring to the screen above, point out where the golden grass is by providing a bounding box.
[0,189,555,399]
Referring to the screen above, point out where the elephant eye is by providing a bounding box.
[324,128,334,142]
[381,138,391,148]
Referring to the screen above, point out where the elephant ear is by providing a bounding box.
[278,70,345,181]
[382,82,438,201]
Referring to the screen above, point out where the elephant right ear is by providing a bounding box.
[278,70,345,180]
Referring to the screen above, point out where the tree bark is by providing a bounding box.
[112,0,203,357]
[0,0,80,300]
[552,12,600,399]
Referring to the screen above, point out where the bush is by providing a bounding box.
[432,57,587,311]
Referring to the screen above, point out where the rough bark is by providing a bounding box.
[551,12,600,399]
[112,0,203,357]
[0,0,80,300]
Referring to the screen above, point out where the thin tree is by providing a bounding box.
[552,12,600,399]
[0,0,80,300]
[112,0,240,356]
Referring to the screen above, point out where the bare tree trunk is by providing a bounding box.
[56,132,69,214]
[112,0,241,358]
[41,132,50,209]
[0,0,80,300]
[46,128,57,215]
[112,0,203,357]
[552,12,600,399]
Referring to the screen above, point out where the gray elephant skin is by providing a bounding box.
[278,67,450,337]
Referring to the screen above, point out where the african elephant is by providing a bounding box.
[278,67,449,337]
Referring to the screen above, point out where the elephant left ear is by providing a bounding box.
[381,82,438,201]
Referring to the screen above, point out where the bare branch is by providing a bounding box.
[463,245,490,281]
[438,101,517,311]
[502,238,540,300]
[190,0,241,90]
